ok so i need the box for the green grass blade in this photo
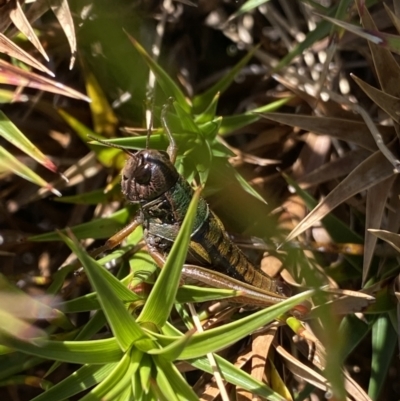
[193,49,256,113]
[192,354,287,401]
[153,358,180,401]
[340,315,371,358]
[55,186,121,205]
[0,110,58,173]
[368,314,397,400]
[273,20,331,71]
[138,187,201,327]
[0,146,58,194]
[0,336,122,364]
[29,207,134,242]
[79,348,140,401]
[60,271,137,313]
[178,290,313,359]
[153,355,199,401]
[148,331,193,361]
[30,363,117,401]
[126,33,191,113]
[58,109,122,168]
[230,0,271,19]
[219,97,292,135]
[233,167,267,205]
[195,92,219,124]
[58,231,149,351]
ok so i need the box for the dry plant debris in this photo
[1,1,400,401]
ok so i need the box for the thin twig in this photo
[187,303,230,401]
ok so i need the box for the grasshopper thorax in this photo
[121,149,179,203]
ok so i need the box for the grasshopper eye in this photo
[135,165,151,185]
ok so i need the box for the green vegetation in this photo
[1,1,399,400]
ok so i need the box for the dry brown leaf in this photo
[285,148,397,243]
[386,175,400,234]
[261,113,393,152]
[298,148,372,188]
[281,328,371,401]
[7,0,50,38]
[309,291,375,316]
[251,326,278,383]
[0,59,90,101]
[275,343,329,391]
[363,176,396,284]
[352,74,400,123]
[356,0,400,98]
[292,133,331,180]
[368,229,400,254]
[48,0,76,69]
[235,389,252,401]
[384,3,400,35]
[0,32,53,75]
[343,370,374,401]
[9,0,49,61]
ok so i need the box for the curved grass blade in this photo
[138,187,202,327]
[219,97,292,135]
[153,355,199,401]
[0,146,60,196]
[79,348,140,401]
[83,64,118,136]
[29,207,133,242]
[369,229,400,253]
[177,290,313,359]
[58,231,150,351]
[152,361,180,401]
[148,331,193,361]
[233,167,267,205]
[30,363,117,401]
[126,33,191,113]
[0,336,122,364]
[0,110,58,172]
[54,185,121,205]
[158,326,286,401]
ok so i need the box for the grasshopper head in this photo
[121,149,179,203]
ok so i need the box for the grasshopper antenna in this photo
[87,135,136,157]
[161,98,178,164]
[145,96,154,150]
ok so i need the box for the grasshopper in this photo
[93,107,292,308]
